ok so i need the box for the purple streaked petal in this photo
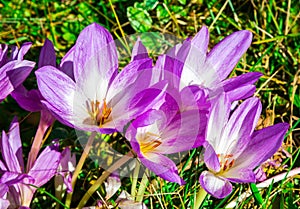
[206,93,230,151]
[199,171,232,199]
[222,72,263,92]
[28,142,61,187]
[139,152,185,185]
[191,26,209,55]
[11,85,43,112]
[203,143,220,173]
[0,129,22,173]
[223,168,256,183]
[0,60,34,101]
[221,97,261,155]
[206,30,252,81]
[7,118,24,171]
[17,42,32,61]
[60,45,75,80]
[38,39,56,68]
[222,72,262,101]
[233,123,289,170]
[0,172,34,185]
[36,66,76,127]
[157,109,206,154]
[153,55,181,89]
[131,37,149,61]
[0,183,8,197]
[108,58,153,99]
[225,85,256,102]
[6,60,35,88]
[73,23,118,82]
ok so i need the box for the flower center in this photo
[84,99,112,127]
[138,132,162,154]
[217,153,235,172]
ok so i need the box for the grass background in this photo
[0,0,299,208]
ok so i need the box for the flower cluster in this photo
[0,23,289,208]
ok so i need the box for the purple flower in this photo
[199,94,289,198]
[125,84,208,185]
[0,118,61,207]
[36,23,165,133]
[0,43,35,102]
[158,26,262,102]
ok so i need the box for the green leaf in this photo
[178,0,186,5]
[156,5,170,24]
[127,6,152,32]
[250,183,263,205]
[62,32,76,42]
[144,0,159,10]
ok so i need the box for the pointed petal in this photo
[131,37,149,61]
[28,142,61,187]
[206,30,252,80]
[7,117,24,171]
[203,143,220,173]
[73,23,118,82]
[38,39,56,68]
[191,26,209,55]
[0,60,35,101]
[11,85,43,112]
[206,93,230,151]
[221,97,261,155]
[223,168,256,183]
[225,85,256,102]
[233,123,289,170]
[59,46,75,80]
[0,119,23,173]
[222,72,263,101]
[156,109,206,154]
[17,42,32,61]
[107,58,153,100]
[199,171,232,199]
[139,152,185,185]
[222,72,263,91]
[36,66,77,127]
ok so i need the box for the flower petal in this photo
[203,143,220,173]
[38,39,56,68]
[17,42,32,61]
[220,97,261,155]
[28,142,61,187]
[11,85,43,112]
[0,119,23,173]
[131,37,149,61]
[233,123,289,170]
[60,46,75,80]
[206,30,252,80]
[206,93,230,151]
[36,66,77,128]
[73,23,118,82]
[0,60,35,101]
[199,171,232,199]
[139,152,185,185]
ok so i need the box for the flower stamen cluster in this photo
[85,99,112,127]
[217,153,235,172]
